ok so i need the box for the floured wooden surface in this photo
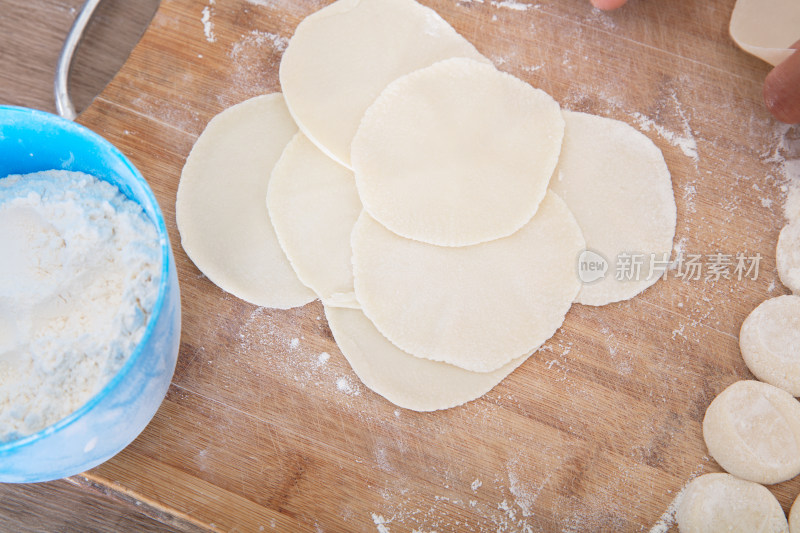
[73,0,800,530]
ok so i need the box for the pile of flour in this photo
[0,170,161,441]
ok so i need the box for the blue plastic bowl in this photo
[0,106,181,483]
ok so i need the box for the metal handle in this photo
[55,0,103,120]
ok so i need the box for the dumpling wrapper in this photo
[777,221,800,294]
[676,473,788,533]
[352,57,565,247]
[352,191,584,373]
[549,110,676,307]
[176,94,315,308]
[703,380,800,485]
[279,0,489,168]
[739,295,800,396]
[267,133,362,308]
[325,306,527,411]
[730,0,800,66]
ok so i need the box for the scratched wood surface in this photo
[9,0,800,531]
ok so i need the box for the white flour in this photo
[0,170,160,441]
[201,1,216,43]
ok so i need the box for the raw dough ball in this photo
[676,473,788,533]
[548,110,676,306]
[279,0,488,168]
[730,0,800,66]
[325,306,526,411]
[176,94,316,308]
[703,380,800,484]
[740,295,800,396]
[351,191,584,373]
[352,57,565,247]
[778,221,800,294]
[790,492,800,533]
[267,133,362,308]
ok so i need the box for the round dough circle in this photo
[279,0,488,168]
[325,306,526,411]
[730,0,800,66]
[176,94,315,308]
[676,473,788,533]
[777,221,800,294]
[740,295,800,396]
[352,57,565,247]
[702,380,800,484]
[549,110,676,306]
[351,191,584,373]
[267,133,362,307]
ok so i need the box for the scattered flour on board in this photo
[239,308,355,397]
[597,324,633,375]
[631,112,698,163]
[671,323,687,341]
[372,513,392,533]
[507,459,551,517]
[457,0,542,9]
[648,487,686,533]
[237,309,382,418]
[336,376,361,396]
[682,182,697,213]
[671,237,688,269]
[648,462,707,533]
[230,30,288,58]
[258,30,289,52]
[587,7,618,31]
[764,123,800,224]
[362,403,680,532]
[201,1,216,43]
[491,0,533,10]
[539,340,573,383]
[522,64,544,73]
[223,30,289,102]
[768,279,777,292]
[625,88,698,164]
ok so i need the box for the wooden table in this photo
[2,0,800,531]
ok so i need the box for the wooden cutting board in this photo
[71,0,800,530]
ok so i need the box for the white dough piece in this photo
[279,0,489,168]
[703,380,800,485]
[325,306,527,411]
[676,473,788,533]
[778,221,800,294]
[351,191,584,373]
[176,94,316,308]
[352,57,565,247]
[740,295,800,396]
[549,110,676,306]
[267,134,362,307]
[730,0,800,66]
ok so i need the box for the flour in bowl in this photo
[0,170,161,441]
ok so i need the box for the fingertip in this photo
[764,48,800,124]
[590,0,628,10]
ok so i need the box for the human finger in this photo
[764,40,800,124]
[590,0,628,10]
